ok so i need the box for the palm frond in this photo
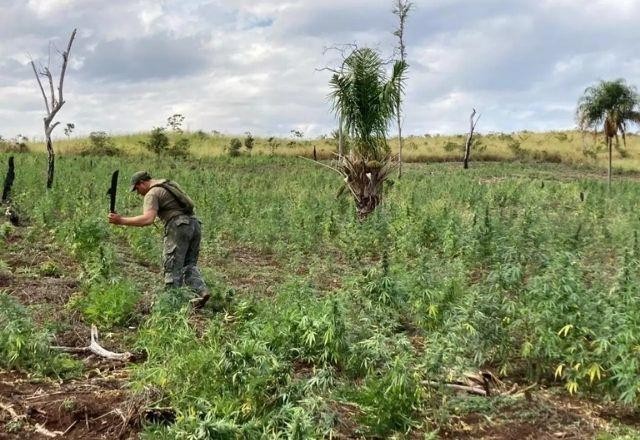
[576,79,640,137]
[329,48,406,161]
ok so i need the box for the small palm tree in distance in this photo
[577,79,640,187]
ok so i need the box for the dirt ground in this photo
[439,390,640,439]
[0,369,133,439]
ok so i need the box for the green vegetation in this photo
[3,150,640,436]
[82,131,120,156]
[69,280,141,328]
[0,292,80,377]
[140,127,170,156]
[228,137,242,157]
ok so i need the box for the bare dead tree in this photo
[393,0,412,178]
[463,108,481,169]
[30,28,77,189]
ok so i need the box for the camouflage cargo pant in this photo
[163,215,207,293]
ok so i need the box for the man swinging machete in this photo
[107,170,210,308]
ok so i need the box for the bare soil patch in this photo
[0,370,134,439]
[439,390,639,439]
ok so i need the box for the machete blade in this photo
[107,169,119,213]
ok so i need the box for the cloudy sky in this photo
[1,0,640,140]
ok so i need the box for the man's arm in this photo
[108,208,157,227]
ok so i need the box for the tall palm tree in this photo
[329,47,406,219]
[576,79,640,187]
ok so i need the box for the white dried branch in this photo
[30,61,50,115]
[46,121,61,137]
[53,325,133,361]
[0,402,21,419]
[57,28,77,108]
[41,29,77,127]
[424,380,487,396]
[1,402,64,437]
[34,423,63,438]
[43,67,56,109]
[296,155,344,176]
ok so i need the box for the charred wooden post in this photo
[2,156,15,203]
[463,108,481,169]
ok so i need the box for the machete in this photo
[106,170,119,213]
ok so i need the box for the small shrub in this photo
[71,281,140,327]
[38,260,62,277]
[194,130,209,140]
[0,259,11,279]
[68,218,109,256]
[582,142,604,160]
[473,138,487,153]
[442,141,461,153]
[267,137,280,155]
[140,127,170,156]
[228,138,242,157]
[244,132,254,151]
[0,223,15,239]
[354,356,422,436]
[517,131,532,142]
[82,131,120,156]
[530,150,562,163]
[554,132,569,142]
[614,143,629,158]
[0,292,81,376]
[167,137,191,158]
[507,140,529,160]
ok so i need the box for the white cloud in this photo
[1,0,640,139]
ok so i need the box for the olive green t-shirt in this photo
[143,179,187,225]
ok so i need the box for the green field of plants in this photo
[2,148,640,438]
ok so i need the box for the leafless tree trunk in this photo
[603,119,617,190]
[393,0,411,178]
[463,108,481,169]
[30,28,77,189]
[607,137,612,189]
